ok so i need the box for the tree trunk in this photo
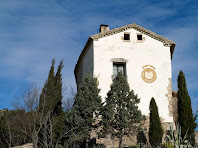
[119,133,123,148]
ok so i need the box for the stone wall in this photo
[96,134,138,148]
[195,131,198,145]
[95,115,174,148]
[172,91,178,124]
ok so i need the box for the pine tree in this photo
[65,74,101,146]
[177,70,197,144]
[148,97,163,147]
[100,72,145,148]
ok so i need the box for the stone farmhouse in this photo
[74,23,177,145]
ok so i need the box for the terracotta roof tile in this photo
[90,22,175,46]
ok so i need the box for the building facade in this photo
[74,23,176,126]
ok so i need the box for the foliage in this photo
[165,123,193,148]
[177,71,197,144]
[39,59,65,143]
[149,97,163,147]
[0,109,31,148]
[6,84,70,148]
[65,74,102,146]
[99,72,145,148]
[54,59,64,114]
[39,59,55,112]
[0,59,74,148]
[39,59,64,115]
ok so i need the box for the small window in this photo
[113,63,126,77]
[124,34,130,40]
[137,35,142,40]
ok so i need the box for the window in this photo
[137,35,142,40]
[124,34,130,40]
[113,63,126,77]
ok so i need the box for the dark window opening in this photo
[137,35,142,40]
[124,34,130,40]
[113,63,126,77]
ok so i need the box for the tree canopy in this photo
[149,97,163,147]
[99,72,145,148]
[38,59,65,146]
[177,70,197,144]
[65,74,101,147]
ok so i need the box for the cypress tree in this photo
[65,74,101,146]
[100,72,145,148]
[39,59,56,112]
[54,59,64,115]
[177,70,196,144]
[39,59,64,114]
[39,59,65,145]
[148,97,163,147]
[53,60,65,142]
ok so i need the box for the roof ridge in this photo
[90,23,175,47]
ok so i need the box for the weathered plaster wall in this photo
[82,43,94,77]
[76,61,83,87]
[172,91,178,123]
[76,43,94,86]
[93,28,173,122]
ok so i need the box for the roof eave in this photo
[90,23,175,48]
[170,43,176,59]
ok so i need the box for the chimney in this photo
[99,24,109,33]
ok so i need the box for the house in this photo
[74,23,176,130]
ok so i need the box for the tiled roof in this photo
[90,22,175,47]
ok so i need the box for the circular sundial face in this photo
[141,68,157,83]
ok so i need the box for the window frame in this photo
[137,34,143,40]
[113,62,126,77]
[123,32,131,42]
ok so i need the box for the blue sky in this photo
[0,0,197,117]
